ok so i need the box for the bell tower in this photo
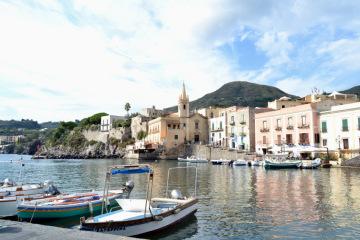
[178,82,189,118]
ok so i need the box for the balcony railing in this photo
[240,132,246,137]
[230,133,235,138]
[260,128,270,133]
[321,128,327,133]
[211,128,224,132]
[275,127,282,131]
[229,121,235,126]
[240,121,246,125]
[298,124,310,129]
[342,127,349,132]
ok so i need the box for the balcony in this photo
[275,127,282,131]
[229,120,235,126]
[260,128,270,133]
[240,132,246,137]
[211,127,224,132]
[342,127,349,132]
[240,121,246,125]
[286,125,294,130]
[298,124,310,129]
[230,133,235,138]
[321,128,327,133]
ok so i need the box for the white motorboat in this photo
[80,164,198,237]
[251,160,261,166]
[178,156,208,163]
[300,158,321,169]
[0,179,59,217]
[211,159,230,165]
[233,159,247,166]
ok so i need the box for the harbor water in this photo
[1,154,360,239]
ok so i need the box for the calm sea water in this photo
[1,154,360,239]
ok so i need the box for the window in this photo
[174,135,178,140]
[220,121,223,130]
[343,138,349,149]
[315,133,320,144]
[241,114,245,122]
[288,117,293,126]
[323,139,327,147]
[301,115,307,125]
[231,127,234,134]
[299,133,309,145]
[277,119,281,127]
[342,119,349,131]
[173,124,176,129]
[211,123,214,131]
[219,133,221,138]
[263,136,267,144]
[168,124,171,128]
[263,121,267,129]
[286,134,292,144]
[321,121,327,133]
[282,105,285,108]
[210,112,214,118]
[358,117,360,130]
[195,122,199,129]
[277,135,281,145]
[231,116,234,122]
[183,104,186,110]
[183,123,186,128]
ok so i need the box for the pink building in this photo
[255,100,345,156]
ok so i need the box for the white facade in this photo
[100,115,125,132]
[209,113,226,147]
[320,102,360,152]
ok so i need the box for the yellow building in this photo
[146,84,208,149]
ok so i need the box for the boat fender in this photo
[153,215,163,221]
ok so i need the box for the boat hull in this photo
[17,195,121,220]
[81,203,197,237]
[0,198,18,217]
[264,161,301,169]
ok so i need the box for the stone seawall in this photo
[184,145,256,160]
[341,155,360,167]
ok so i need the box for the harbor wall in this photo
[341,155,360,167]
[184,144,256,160]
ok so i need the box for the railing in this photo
[286,125,294,130]
[298,124,310,129]
[230,133,235,138]
[211,128,223,132]
[275,127,282,131]
[342,127,349,132]
[240,121,246,125]
[260,128,270,132]
[229,121,235,126]
[321,128,327,133]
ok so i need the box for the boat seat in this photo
[93,207,163,223]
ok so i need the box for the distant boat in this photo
[233,159,247,166]
[300,158,321,169]
[263,160,301,169]
[178,156,208,163]
[211,159,230,165]
[250,160,261,166]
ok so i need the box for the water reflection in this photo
[2,155,360,239]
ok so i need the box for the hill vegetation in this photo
[342,85,360,96]
[165,81,298,112]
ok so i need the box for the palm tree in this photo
[125,102,131,117]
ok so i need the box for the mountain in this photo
[341,85,360,96]
[165,81,298,112]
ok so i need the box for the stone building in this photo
[146,84,208,149]
[130,115,150,139]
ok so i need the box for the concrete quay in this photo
[0,220,138,240]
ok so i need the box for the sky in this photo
[1,0,360,122]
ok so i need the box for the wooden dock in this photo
[0,220,139,240]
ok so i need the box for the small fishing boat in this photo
[80,164,198,237]
[211,159,230,165]
[0,179,59,217]
[263,160,301,169]
[300,158,321,169]
[177,156,208,163]
[17,182,134,220]
[233,159,247,166]
[251,160,261,166]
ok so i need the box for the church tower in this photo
[178,82,190,118]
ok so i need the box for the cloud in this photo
[1,0,360,121]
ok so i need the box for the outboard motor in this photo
[170,189,183,199]
[123,180,135,196]
[44,180,61,196]
[2,178,16,187]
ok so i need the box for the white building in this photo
[209,111,226,147]
[320,102,360,156]
[100,115,125,132]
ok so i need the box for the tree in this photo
[124,103,131,117]
[137,130,147,140]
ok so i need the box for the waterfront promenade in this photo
[0,219,138,240]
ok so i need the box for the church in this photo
[146,84,208,150]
